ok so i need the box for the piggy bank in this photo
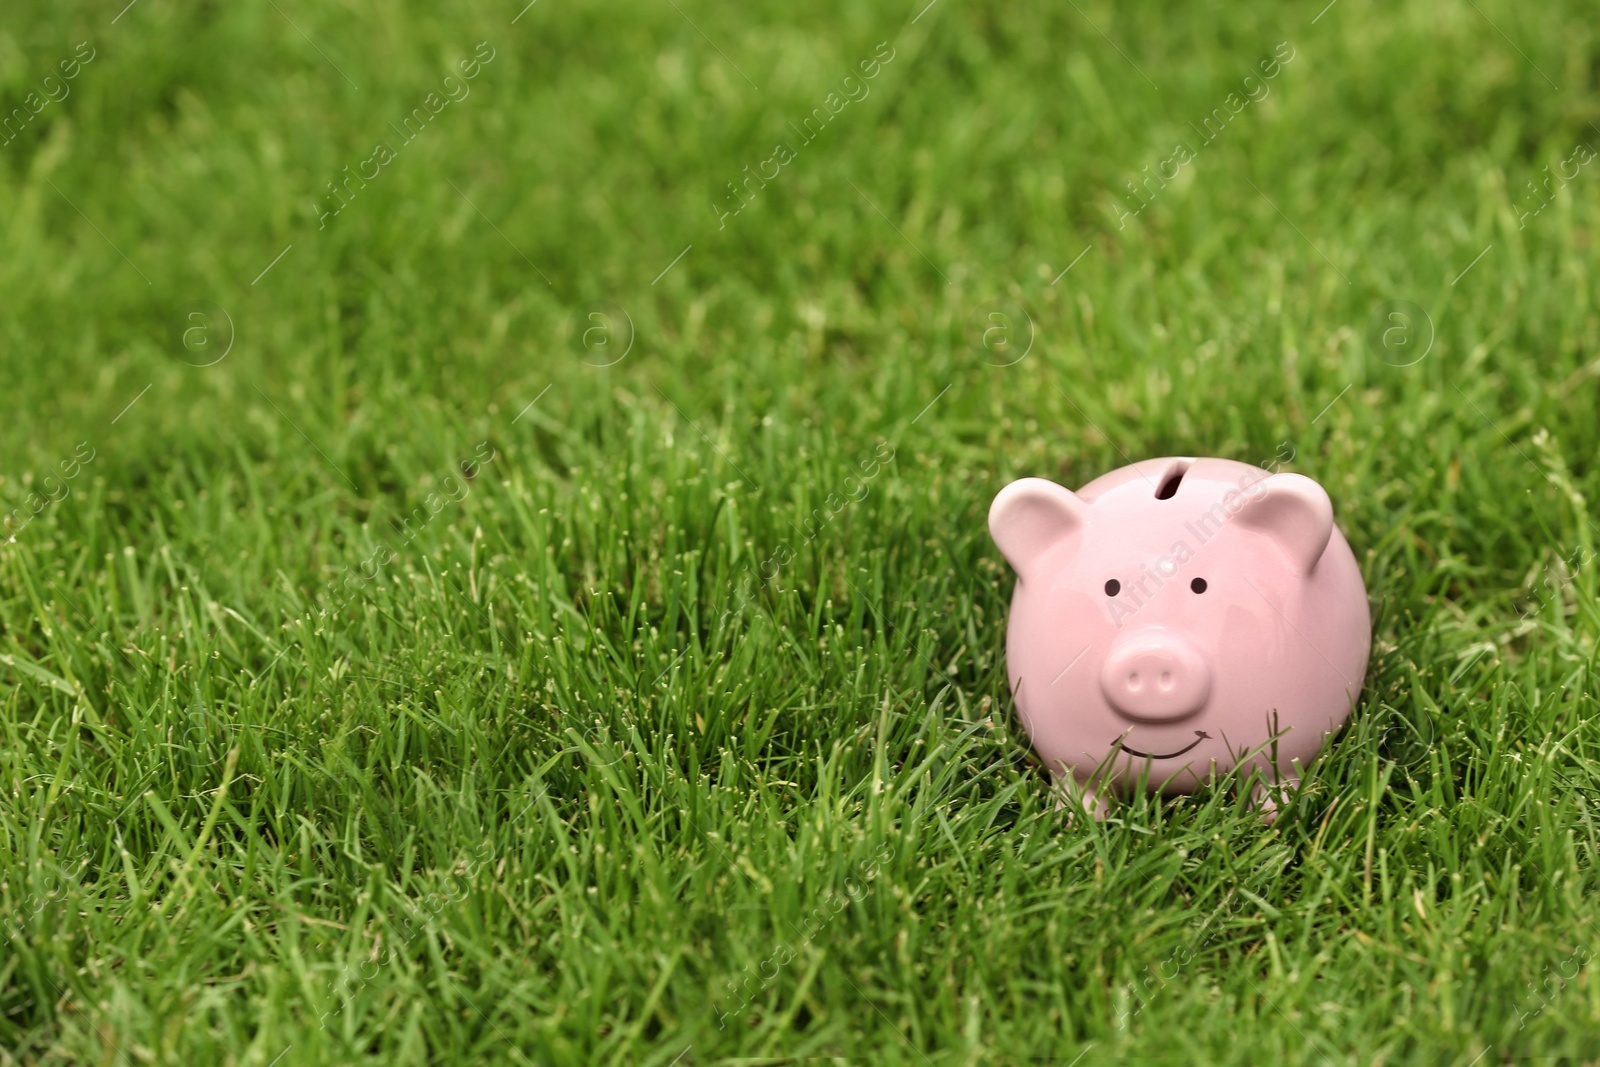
[988,457,1370,818]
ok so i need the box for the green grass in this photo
[1,0,1598,1062]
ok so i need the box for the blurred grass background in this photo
[0,0,1598,1063]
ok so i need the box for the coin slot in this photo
[1155,460,1191,500]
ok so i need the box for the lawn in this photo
[1,0,1598,1063]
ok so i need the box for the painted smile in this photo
[1114,730,1210,760]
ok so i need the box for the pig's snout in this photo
[1100,632,1212,722]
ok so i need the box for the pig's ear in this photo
[989,478,1088,576]
[1231,473,1334,573]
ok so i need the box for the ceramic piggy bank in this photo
[989,457,1370,818]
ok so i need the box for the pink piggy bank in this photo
[989,457,1370,819]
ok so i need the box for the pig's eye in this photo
[1104,579,1121,596]
[1191,577,1207,593]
